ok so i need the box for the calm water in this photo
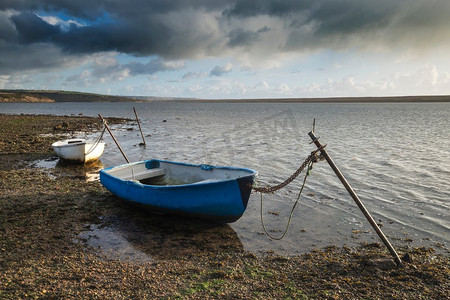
[1,101,449,255]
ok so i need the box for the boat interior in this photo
[104,160,253,186]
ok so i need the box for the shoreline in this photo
[168,95,450,103]
[1,114,448,298]
[1,89,450,103]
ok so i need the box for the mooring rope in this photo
[85,126,107,155]
[251,147,324,194]
[251,146,325,240]
[260,161,314,240]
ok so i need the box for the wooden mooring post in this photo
[308,131,402,266]
[133,107,146,146]
[98,114,130,163]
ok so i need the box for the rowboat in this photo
[99,159,257,222]
[52,139,105,163]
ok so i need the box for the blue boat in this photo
[100,159,257,223]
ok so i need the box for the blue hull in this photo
[100,159,256,223]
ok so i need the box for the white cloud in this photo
[301,65,450,97]
[183,79,248,98]
[0,74,35,89]
[254,81,270,91]
[210,63,233,76]
[40,15,84,31]
[0,75,8,88]
[277,83,290,94]
[388,65,450,93]
[65,70,93,87]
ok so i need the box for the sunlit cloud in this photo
[1,1,450,98]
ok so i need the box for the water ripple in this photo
[3,101,449,255]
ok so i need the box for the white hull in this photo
[52,139,105,163]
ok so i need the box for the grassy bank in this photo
[0,114,448,299]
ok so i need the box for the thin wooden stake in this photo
[308,131,402,266]
[133,107,146,146]
[98,114,130,163]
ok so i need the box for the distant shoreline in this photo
[1,89,450,103]
[172,95,450,103]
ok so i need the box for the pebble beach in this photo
[0,114,448,299]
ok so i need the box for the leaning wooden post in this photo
[98,114,130,163]
[133,107,146,146]
[308,131,402,266]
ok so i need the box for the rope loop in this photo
[260,160,314,240]
[251,146,326,240]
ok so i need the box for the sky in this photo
[1,0,450,99]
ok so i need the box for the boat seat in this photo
[123,168,165,181]
[192,178,221,185]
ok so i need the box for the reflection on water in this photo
[79,210,244,261]
[79,224,152,263]
[32,156,59,169]
[31,157,104,182]
[6,101,449,256]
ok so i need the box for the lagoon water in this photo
[1,101,449,255]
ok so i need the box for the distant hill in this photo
[0,90,138,103]
[0,91,54,103]
[0,90,199,102]
[1,89,449,103]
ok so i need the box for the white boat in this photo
[52,139,105,163]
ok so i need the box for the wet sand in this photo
[0,114,448,298]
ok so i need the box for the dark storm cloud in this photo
[0,11,16,42]
[227,28,261,48]
[0,42,85,74]
[224,0,312,17]
[2,0,450,74]
[227,27,271,48]
[11,12,61,43]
